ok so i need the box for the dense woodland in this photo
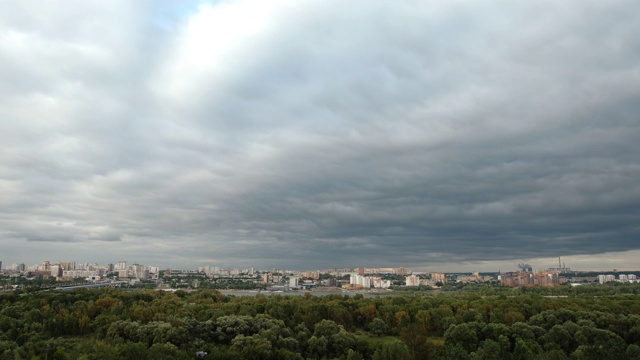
[2,285,640,359]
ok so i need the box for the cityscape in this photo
[2,0,640,358]
[2,257,638,292]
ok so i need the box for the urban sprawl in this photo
[0,258,637,292]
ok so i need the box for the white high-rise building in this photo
[50,265,62,277]
[350,274,371,288]
[130,264,148,279]
[290,277,299,287]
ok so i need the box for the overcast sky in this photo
[1,1,639,271]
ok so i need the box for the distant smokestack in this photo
[518,263,533,272]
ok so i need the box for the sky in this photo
[1,1,639,272]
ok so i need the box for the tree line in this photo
[1,284,640,359]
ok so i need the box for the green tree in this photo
[573,327,626,360]
[512,338,541,360]
[369,318,388,337]
[347,349,364,360]
[444,323,478,353]
[395,311,411,330]
[429,305,456,335]
[88,341,119,360]
[372,340,410,360]
[230,334,273,360]
[626,344,640,358]
[541,325,575,355]
[473,335,511,360]
[147,343,189,360]
[118,342,148,360]
[307,335,329,359]
[442,344,469,360]
[330,331,357,357]
[52,346,69,360]
[462,309,484,323]
[504,311,526,326]
[314,319,341,338]
[400,323,429,360]
[415,310,431,333]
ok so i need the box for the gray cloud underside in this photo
[1,0,639,269]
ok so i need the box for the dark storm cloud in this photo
[1,0,639,270]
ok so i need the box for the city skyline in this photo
[1,1,639,271]
[2,250,639,274]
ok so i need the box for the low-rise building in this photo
[431,272,446,284]
[501,271,560,287]
[371,277,391,289]
[405,274,420,287]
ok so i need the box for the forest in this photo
[2,285,640,359]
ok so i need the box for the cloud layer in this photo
[1,0,639,270]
